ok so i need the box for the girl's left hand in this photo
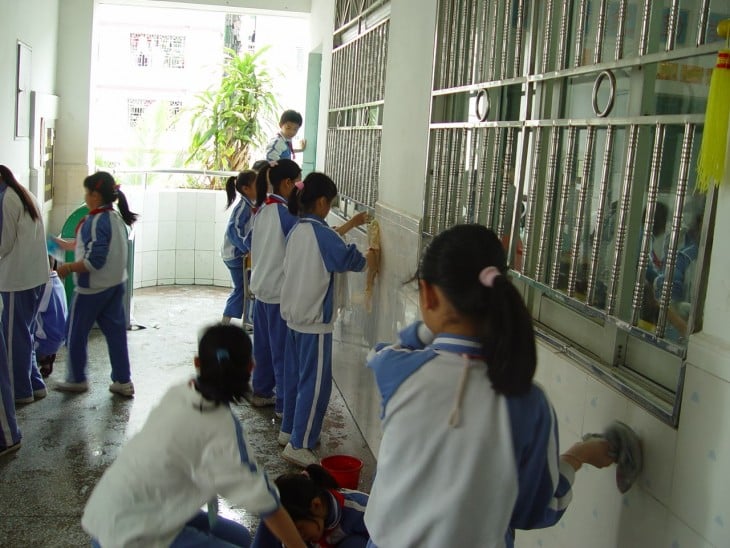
[53,237,76,251]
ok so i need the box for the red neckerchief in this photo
[264,194,287,206]
[75,204,113,235]
[318,489,345,548]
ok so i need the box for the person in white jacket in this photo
[82,324,307,548]
[0,165,49,406]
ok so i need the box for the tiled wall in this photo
[123,188,231,289]
[331,204,729,548]
[330,203,421,455]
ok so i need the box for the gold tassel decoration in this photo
[697,20,730,192]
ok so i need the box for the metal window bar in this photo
[474,128,490,226]
[521,127,543,275]
[549,126,578,289]
[585,126,615,306]
[540,0,556,73]
[501,0,514,79]
[556,0,571,71]
[614,0,628,61]
[664,0,680,52]
[655,124,695,338]
[573,0,589,68]
[535,127,561,283]
[631,124,665,326]
[485,128,504,229]
[567,127,596,298]
[496,127,517,239]
[593,0,608,64]
[487,1,500,81]
[638,0,652,56]
[512,0,526,77]
[605,124,639,315]
[696,0,711,47]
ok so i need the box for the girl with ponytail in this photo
[55,171,137,397]
[0,165,49,456]
[220,169,258,326]
[364,224,617,548]
[82,324,307,548]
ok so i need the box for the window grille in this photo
[426,0,723,424]
[326,3,390,213]
[127,98,154,127]
[129,33,186,69]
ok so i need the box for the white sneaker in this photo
[15,396,34,405]
[109,381,135,397]
[282,443,319,467]
[33,388,48,400]
[55,381,89,393]
[278,431,291,447]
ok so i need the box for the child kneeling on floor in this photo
[251,464,369,548]
[82,324,307,548]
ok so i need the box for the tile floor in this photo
[0,285,376,547]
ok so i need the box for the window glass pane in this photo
[564,69,631,119]
[648,53,716,116]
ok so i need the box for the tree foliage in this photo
[186,48,279,173]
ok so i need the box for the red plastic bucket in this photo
[320,455,363,489]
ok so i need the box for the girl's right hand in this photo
[351,211,369,227]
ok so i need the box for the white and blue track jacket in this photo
[248,195,298,304]
[221,195,254,262]
[265,133,292,162]
[280,215,366,334]
[74,205,129,295]
[364,322,575,548]
[82,382,281,547]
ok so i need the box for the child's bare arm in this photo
[561,438,615,471]
[334,211,369,236]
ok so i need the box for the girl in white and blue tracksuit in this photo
[34,266,68,376]
[56,172,137,394]
[279,173,368,461]
[246,160,302,412]
[0,165,50,409]
[252,464,369,548]
[221,170,258,325]
[364,225,617,548]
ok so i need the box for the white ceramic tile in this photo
[195,222,216,251]
[195,278,212,285]
[133,253,142,287]
[195,190,216,222]
[175,221,196,250]
[213,279,230,288]
[158,221,177,251]
[141,222,158,252]
[157,250,175,279]
[671,364,730,548]
[582,377,629,436]
[664,514,714,548]
[158,191,178,221]
[514,529,561,548]
[142,190,159,222]
[157,278,175,286]
[175,250,195,279]
[141,251,157,283]
[176,191,197,221]
[614,485,669,548]
[538,347,588,441]
[214,222,226,250]
[141,279,157,288]
[195,250,214,279]
[215,192,231,223]
[175,277,194,285]
[625,400,677,505]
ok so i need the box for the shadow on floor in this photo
[0,285,376,547]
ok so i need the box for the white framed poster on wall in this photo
[15,41,32,139]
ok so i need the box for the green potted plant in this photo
[186,48,279,183]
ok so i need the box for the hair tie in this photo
[478,266,501,287]
[294,180,304,190]
[215,348,230,363]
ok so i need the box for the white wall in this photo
[0,0,60,189]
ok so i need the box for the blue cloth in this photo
[223,258,245,319]
[92,511,251,548]
[0,325,21,449]
[1,285,46,400]
[66,283,130,384]
[35,273,67,356]
[281,329,332,449]
[251,301,287,413]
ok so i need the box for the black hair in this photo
[83,172,138,226]
[251,160,269,172]
[254,159,302,208]
[195,324,253,404]
[0,165,40,221]
[275,465,339,523]
[288,172,337,216]
[418,224,536,396]
[279,109,303,127]
[225,170,257,210]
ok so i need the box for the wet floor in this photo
[0,285,376,547]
